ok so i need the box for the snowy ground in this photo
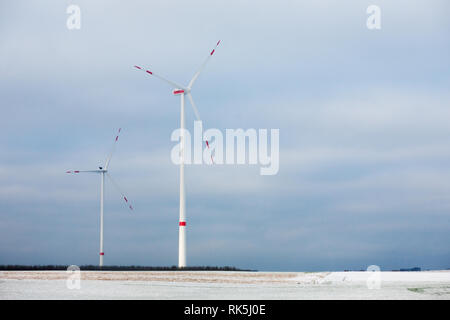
[1,270,449,299]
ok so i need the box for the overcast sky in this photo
[1,0,449,271]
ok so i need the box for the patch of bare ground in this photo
[0,271,301,284]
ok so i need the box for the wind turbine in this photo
[134,40,220,267]
[66,128,133,267]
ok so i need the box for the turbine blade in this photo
[133,65,187,90]
[188,40,221,89]
[186,93,201,121]
[106,173,134,211]
[104,128,122,170]
[186,93,214,164]
[66,170,100,174]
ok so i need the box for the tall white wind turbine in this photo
[66,128,133,267]
[134,40,220,267]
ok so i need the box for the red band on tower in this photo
[179,222,186,226]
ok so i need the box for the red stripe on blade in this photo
[179,222,186,226]
[146,70,153,74]
[134,66,142,69]
[210,49,215,55]
[100,252,104,256]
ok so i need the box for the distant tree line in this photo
[395,267,421,272]
[0,265,256,271]
[344,267,422,272]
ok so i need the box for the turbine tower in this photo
[134,40,220,267]
[66,128,133,267]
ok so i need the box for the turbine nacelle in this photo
[173,89,186,95]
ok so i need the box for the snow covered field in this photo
[1,270,449,299]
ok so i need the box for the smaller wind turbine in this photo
[66,128,133,267]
